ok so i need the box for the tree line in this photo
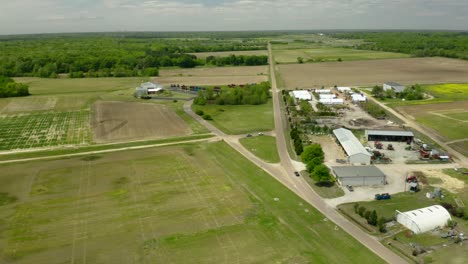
[193,82,270,106]
[334,32,468,60]
[372,84,425,100]
[206,55,268,66]
[0,36,268,78]
[0,77,29,98]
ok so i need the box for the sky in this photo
[0,0,467,35]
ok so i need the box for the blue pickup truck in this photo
[375,193,391,200]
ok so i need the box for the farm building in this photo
[396,205,451,234]
[331,166,386,186]
[333,128,372,164]
[383,82,406,94]
[351,94,367,102]
[315,89,331,94]
[140,82,163,94]
[337,86,352,93]
[319,94,337,99]
[292,90,312,100]
[319,98,344,105]
[366,130,414,142]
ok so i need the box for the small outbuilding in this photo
[319,94,337,99]
[337,86,351,93]
[396,205,451,234]
[366,130,414,142]
[332,166,386,186]
[351,94,367,102]
[383,82,406,94]
[314,89,331,94]
[333,128,372,164]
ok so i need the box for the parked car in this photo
[375,193,391,200]
[246,134,252,137]
[294,171,300,177]
[258,132,264,136]
[346,185,354,192]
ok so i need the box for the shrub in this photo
[354,203,359,214]
[358,206,366,217]
[195,110,204,116]
[202,114,212,120]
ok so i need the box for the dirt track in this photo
[92,101,191,143]
[279,57,468,88]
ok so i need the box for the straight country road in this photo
[183,44,407,263]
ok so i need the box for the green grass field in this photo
[0,111,90,151]
[193,100,274,134]
[239,135,280,163]
[0,141,384,263]
[417,114,468,141]
[273,48,410,64]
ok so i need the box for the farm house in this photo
[333,128,372,164]
[365,130,414,142]
[383,82,406,94]
[319,98,344,105]
[337,87,352,93]
[319,94,337,99]
[331,166,386,186]
[291,90,312,100]
[396,205,451,234]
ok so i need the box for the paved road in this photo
[366,95,467,167]
[183,44,407,263]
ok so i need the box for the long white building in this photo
[396,205,451,234]
[333,128,371,165]
[291,90,312,100]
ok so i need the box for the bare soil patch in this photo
[158,66,268,77]
[156,66,268,86]
[420,169,465,193]
[278,58,468,88]
[92,101,191,143]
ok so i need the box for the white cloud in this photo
[0,0,466,34]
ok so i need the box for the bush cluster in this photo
[353,203,387,232]
[290,127,303,155]
[194,82,270,106]
[0,76,29,98]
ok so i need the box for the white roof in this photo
[397,205,451,234]
[333,128,371,157]
[148,88,163,92]
[315,89,331,93]
[319,98,344,104]
[337,86,351,91]
[351,94,367,101]
[141,82,160,89]
[292,90,312,100]
[319,94,336,99]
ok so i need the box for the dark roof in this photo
[332,166,385,178]
[366,130,414,137]
[384,82,404,87]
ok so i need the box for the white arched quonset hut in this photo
[396,205,451,234]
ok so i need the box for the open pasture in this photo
[397,101,468,143]
[15,77,145,95]
[0,141,383,263]
[192,100,274,135]
[92,101,192,143]
[239,135,280,163]
[188,50,267,59]
[0,111,90,151]
[278,57,468,88]
[273,48,410,64]
[156,66,268,86]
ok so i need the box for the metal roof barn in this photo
[332,166,386,186]
[396,205,451,234]
[333,128,371,165]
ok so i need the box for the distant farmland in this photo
[273,47,410,64]
[278,57,468,88]
[189,50,268,59]
[0,142,384,263]
[156,66,268,86]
